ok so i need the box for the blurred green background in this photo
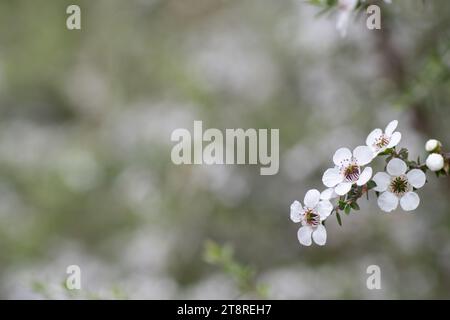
[0,0,449,299]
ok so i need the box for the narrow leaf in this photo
[366,180,377,190]
[336,211,342,226]
[350,202,360,210]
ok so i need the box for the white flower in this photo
[336,0,358,37]
[322,146,373,196]
[373,158,426,212]
[366,120,402,157]
[425,139,442,153]
[290,189,333,246]
[426,153,444,171]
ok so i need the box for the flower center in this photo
[343,163,360,182]
[304,208,320,227]
[388,175,411,197]
[374,134,390,151]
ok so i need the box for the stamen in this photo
[304,208,320,227]
[389,175,411,197]
[343,164,360,182]
[374,134,390,150]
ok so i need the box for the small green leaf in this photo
[366,180,377,190]
[399,148,409,160]
[338,200,346,210]
[350,202,360,210]
[336,211,342,226]
[344,204,351,215]
[406,160,415,167]
[378,148,394,156]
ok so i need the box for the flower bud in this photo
[426,153,445,171]
[425,139,442,152]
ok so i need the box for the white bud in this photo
[426,153,445,171]
[425,139,442,152]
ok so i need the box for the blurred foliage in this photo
[0,0,449,299]
[203,240,268,298]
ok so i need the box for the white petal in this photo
[386,158,407,176]
[357,167,372,186]
[297,226,313,246]
[304,189,321,208]
[387,132,401,148]
[312,225,327,246]
[385,120,398,136]
[353,146,373,166]
[378,191,399,212]
[400,192,420,211]
[366,128,382,147]
[290,200,303,223]
[407,169,426,189]
[317,200,333,220]
[333,147,352,166]
[372,172,391,192]
[322,168,343,188]
[335,182,352,196]
[320,188,337,200]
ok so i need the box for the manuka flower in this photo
[290,189,333,246]
[366,120,402,157]
[322,146,373,196]
[373,158,426,212]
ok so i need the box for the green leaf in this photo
[344,204,351,215]
[407,160,417,168]
[338,200,346,210]
[399,148,409,160]
[366,180,377,190]
[378,148,394,156]
[336,211,342,226]
[350,202,360,210]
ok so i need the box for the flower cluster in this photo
[290,120,449,246]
